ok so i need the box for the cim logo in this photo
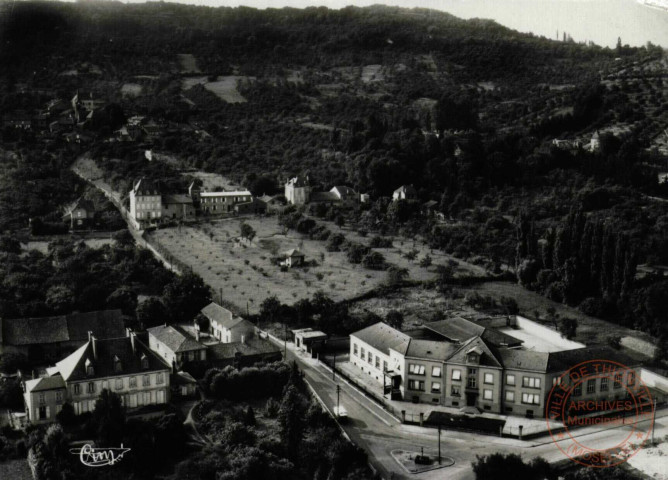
[69,443,131,467]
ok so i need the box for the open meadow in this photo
[146,215,480,315]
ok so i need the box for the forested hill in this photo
[1,2,667,346]
[0,1,636,84]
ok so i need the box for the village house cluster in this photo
[7,302,279,425]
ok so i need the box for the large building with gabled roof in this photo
[350,315,641,418]
[22,331,170,425]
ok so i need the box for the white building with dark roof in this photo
[23,331,171,424]
[200,302,255,343]
[350,316,643,418]
[147,325,207,369]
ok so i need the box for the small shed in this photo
[294,328,328,355]
[281,248,305,268]
[172,370,198,397]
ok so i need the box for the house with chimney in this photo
[22,331,171,424]
[147,325,207,370]
[285,174,312,205]
[200,302,254,343]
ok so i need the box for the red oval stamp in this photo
[545,359,655,468]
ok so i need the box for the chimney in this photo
[195,330,200,342]
[91,335,98,360]
[130,331,136,353]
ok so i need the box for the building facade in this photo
[201,302,255,343]
[147,325,207,370]
[23,332,171,424]
[200,191,253,214]
[349,319,640,418]
[284,175,311,205]
[129,178,162,226]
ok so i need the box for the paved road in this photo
[276,340,666,480]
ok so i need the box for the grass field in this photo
[147,215,482,315]
[182,75,251,103]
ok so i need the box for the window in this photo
[129,376,137,388]
[408,380,425,391]
[506,374,516,386]
[467,377,477,389]
[141,354,149,370]
[432,366,442,377]
[484,373,494,385]
[383,361,388,372]
[522,393,540,405]
[353,344,358,356]
[156,373,164,385]
[483,389,493,400]
[451,386,461,397]
[523,377,541,389]
[627,372,635,387]
[56,391,63,403]
[143,375,150,387]
[409,364,426,375]
[431,382,441,393]
[115,379,123,390]
[360,347,365,359]
[87,382,95,394]
[114,355,122,373]
[39,393,45,404]
[573,384,582,397]
[614,373,623,389]
[375,357,380,369]
[587,379,596,394]
[468,368,477,376]
[74,384,81,395]
[86,358,94,377]
[367,352,372,364]
[505,391,515,402]
[452,369,462,381]
[600,377,609,391]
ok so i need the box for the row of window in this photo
[74,373,164,395]
[352,344,388,372]
[202,196,250,203]
[407,380,442,393]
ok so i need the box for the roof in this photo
[497,349,550,372]
[298,330,327,340]
[24,374,66,393]
[173,370,197,385]
[351,322,411,356]
[405,339,458,361]
[286,175,309,187]
[200,190,251,197]
[423,200,438,208]
[2,310,124,346]
[546,346,639,373]
[331,186,357,197]
[283,248,305,258]
[208,337,281,360]
[448,336,503,368]
[55,335,170,382]
[424,317,522,348]
[201,303,253,330]
[310,191,340,203]
[258,194,277,203]
[147,325,204,353]
[133,178,160,196]
[394,185,416,195]
[163,194,193,205]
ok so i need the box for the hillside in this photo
[1,1,667,352]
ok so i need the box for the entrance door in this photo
[38,406,47,420]
[466,392,477,407]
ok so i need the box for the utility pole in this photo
[438,425,441,464]
[284,321,287,360]
[337,384,341,414]
[652,398,657,444]
[219,287,222,304]
[332,352,336,381]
